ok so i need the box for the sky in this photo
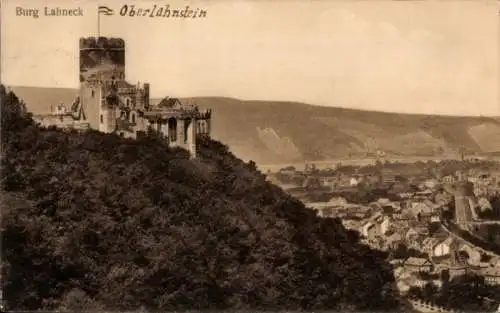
[1,0,499,116]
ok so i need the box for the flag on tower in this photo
[98,6,114,15]
[97,6,114,37]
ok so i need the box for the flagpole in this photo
[97,7,100,38]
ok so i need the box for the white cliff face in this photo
[256,126,301,159]
[468,123,500,153]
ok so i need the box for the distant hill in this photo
[163,97,500,163]
[10,86,78,115]
[10,86,500,165]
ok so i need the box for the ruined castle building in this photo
[33,37,212,158]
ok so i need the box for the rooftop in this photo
[404,257,430,266]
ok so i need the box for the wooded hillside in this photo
[1,85,399,311]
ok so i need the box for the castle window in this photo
[100,114,103,123]
[126,99,130,107]
[92,90,95,97]
[131,113,135,123]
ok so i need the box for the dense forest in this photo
[1,85,401,311]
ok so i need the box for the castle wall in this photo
[186,118,197,158]
[34,115,90,130]
[79,84,102,130]
[176,119,185,145]
[101,104,118,133]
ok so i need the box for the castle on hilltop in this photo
[33,37,212,158]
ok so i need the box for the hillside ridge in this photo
[10,86,500,164]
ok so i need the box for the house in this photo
[409,278,427,288]
[448,265,469,279]
[435,191,453,206]
[409,202,433,218]
[489,257,500,267]
[391,202,402,212]
[370,212,384,223]
[390,259,404,268]
[423,179,438,190]
[320,176,336,188]
[405,228,419,246]
[353,212,370,219]
[361,222,377,239]
[382,205,395,215]
[393,212,412,227]
[385,231,403,250]
[398,192,414,199]
[423,237,453,258]
[416,189,434,196]
[349,177,360,186]
[328,196,349,207]
[442,175,455,184]
[396,281,410,294]
[430,215,441,223]
[403,257,432,273]
[480,268,500,285]
[355,205,372,215]
[477,197,492,211]
[380,216,391,235]
[414,225,429,236]
[433,260,469,280]
[342,219,361,231]
[278,168,297,176]
[379,168,397,184]
[377,198,391,205]
[408,235,425,251]
[307,202,339,213]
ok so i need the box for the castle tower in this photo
[79,37,125,83]
[99,80,118,133]
[79,37,126,130]
[99,99,117,133]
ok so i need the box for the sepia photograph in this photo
[1,0,500,311]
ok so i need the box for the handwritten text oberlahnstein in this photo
[118,4,207,18]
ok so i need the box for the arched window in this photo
[100,114,103,123]
[131,113,135,123]
[92,90,95,97]
[126,99,130,107]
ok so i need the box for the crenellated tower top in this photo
[80,36,126,83]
